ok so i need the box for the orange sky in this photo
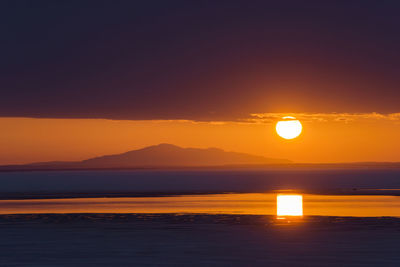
[1,113,400,165]
[2,2,400,167]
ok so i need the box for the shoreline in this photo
[2,162,400,173]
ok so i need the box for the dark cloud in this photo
[1,0,400,121]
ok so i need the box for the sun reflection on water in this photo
[276,194,303,219]
[0,193,400,217]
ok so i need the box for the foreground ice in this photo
[0,214,399,266]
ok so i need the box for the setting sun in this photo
[276,116,303,140]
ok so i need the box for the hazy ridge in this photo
[0,143,291,171]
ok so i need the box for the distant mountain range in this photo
[0,144,291,171]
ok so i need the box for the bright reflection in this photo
[2,193,400,217]
[276,194,303,216]
[275,116,302,139]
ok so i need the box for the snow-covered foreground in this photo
[0,214,399,266]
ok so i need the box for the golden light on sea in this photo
[276,194,303,217]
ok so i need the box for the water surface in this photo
[1,169,400,193]
[1,193,400,217]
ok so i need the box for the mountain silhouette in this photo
[80,143,291,167]
[0,144,291,171]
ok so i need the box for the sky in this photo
[1,1,400,164]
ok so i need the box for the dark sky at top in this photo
[1,0,400,121]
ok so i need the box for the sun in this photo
[276,116,302,140]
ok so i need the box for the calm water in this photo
[1,193,400,217]
[1,169,400,217]
[0,169,400,193]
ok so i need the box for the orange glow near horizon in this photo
[1,116,400,164]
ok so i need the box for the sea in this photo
[0,168,400,193]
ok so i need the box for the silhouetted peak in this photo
[153,143,180,149]
[7,144,292,169]
[140,143,181,151]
